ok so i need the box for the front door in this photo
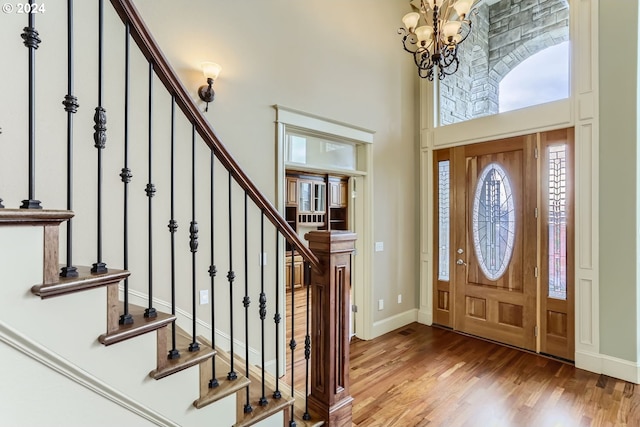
[433,129,575,358]
[452,135,537,350]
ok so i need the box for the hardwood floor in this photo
[285,290,640,426]
[350,323,640,427]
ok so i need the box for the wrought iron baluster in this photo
[243,193,253,414]
[227,171,237,380]
[20,0,41,210]
[119,21,133,324]
[273,231,282,400]
[189,124,199,351]
[208,149,218,387]
[60,0,79,277]
[91,0,107,273]
[303,260,311,421]
[289,247,297,427]
[258,212,268,406]
[144,61,157,319]
[167,96,179,358]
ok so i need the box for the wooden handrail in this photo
[109,0,321,272]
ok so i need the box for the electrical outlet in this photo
[199,289,209,305]
[378,299,384,311]
[375,241,384,252]
[397,294,402,304]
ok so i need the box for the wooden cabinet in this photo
[285,172,348,232]
[329,178,348,208]
[285,253,304,290]
[298,179,325,213]
[286,177,298,206]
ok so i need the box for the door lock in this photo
[457,248,464,254]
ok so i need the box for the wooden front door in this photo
[452,135,537,351]
[433,129,575,359]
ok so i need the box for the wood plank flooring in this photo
[285,290,640,426]
[350,323,640,427]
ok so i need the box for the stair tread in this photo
[150,325,216,380]
[0,208,73,225]
[193,355,252,409]
[234,378,294,427]
[196,336,322,426]
[99,304,175,346]
[32,265,130,299]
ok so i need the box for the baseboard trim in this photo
[371,309,419,339]
[0,320,180,427]
[417,308,432,325]
[575,349,640,384]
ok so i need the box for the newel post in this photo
[304,230,356,427]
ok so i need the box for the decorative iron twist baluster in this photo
[60,0,79,278]
[20,8,42,210]
[167,96,179,358]
[188,124,199,352]
[118,21,133,325]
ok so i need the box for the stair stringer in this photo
[0,224,236,427]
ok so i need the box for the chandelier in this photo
[398,0,475,80]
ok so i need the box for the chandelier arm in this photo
[457,19,473,45]
[398,28,421,54]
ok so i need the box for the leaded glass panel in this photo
[438,161,450,281]
[472,163,516,281]
[548,145,567,300]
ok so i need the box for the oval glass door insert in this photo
[472,162,516,281]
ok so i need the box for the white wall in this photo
[131,0,420,331]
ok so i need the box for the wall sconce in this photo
[198,61,221,112]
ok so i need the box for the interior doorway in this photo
[433,128,575,360]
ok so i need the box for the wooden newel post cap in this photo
[304,230,357,255]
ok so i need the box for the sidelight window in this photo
[547,145,568,300]
[438,160,450,281]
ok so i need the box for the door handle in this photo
[456,259,467,266]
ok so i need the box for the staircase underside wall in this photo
[0,225,236,427]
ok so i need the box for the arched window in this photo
[437,0,570,126]
[499,41,570,113]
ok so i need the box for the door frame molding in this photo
[274,105,375,345]
[418,0,609,379]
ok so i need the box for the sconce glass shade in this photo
[201,62,222,80]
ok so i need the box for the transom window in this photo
[438,0,570,126]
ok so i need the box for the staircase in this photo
[0,1,355,426]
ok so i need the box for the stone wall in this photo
[439,0,569,126]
